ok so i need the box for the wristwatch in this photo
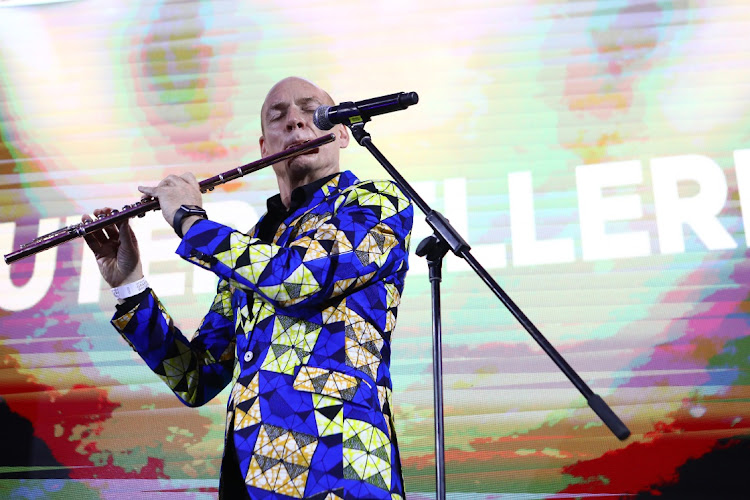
[173,204,207,238]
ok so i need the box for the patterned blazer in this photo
[111,170,413,499]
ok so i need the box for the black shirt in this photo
[256,172,340,243]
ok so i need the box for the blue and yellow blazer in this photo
[111,170,413,499]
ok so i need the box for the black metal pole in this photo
[429,254,447,500]
[416,235,450,500]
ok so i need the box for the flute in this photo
[4,133,336,264]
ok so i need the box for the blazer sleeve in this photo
[175,180,413,309]
[111,280,236,407]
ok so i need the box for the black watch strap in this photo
[173,204,207,238]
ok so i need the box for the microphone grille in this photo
[313,106,334,131]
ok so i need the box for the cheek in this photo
[324,144,339,159]
[264,136,284,153]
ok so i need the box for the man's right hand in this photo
[82,208,144,289]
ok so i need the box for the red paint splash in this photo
[1,343,168,479]
[559,398,750,496]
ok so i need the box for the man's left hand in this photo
[138,172,203,232]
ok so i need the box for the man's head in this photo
[260,77,349,197]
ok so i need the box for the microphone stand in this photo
[345,122,631,500]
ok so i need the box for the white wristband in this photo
[111,278,149,300]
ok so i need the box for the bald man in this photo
[84,77,413,499]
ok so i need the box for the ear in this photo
[259,135,267,157]
[336,124,350,149]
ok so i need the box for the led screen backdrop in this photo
[1,0,749,498]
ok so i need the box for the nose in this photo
[286,106,306,131]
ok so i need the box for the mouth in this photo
[285,139,319,155]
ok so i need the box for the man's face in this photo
[259,77,348,181]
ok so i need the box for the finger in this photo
[138,185,157,197]
[84,207,118,250]
[83,235,102,254]
[82,220,112,255]
[90,207,120,243]
[86,225,110,251]
[92,207,111,218]
[103,221,120,242]
[81,214,103,253]
[117,219,140,254]
[180,171,199,187]
[160,175,179,187]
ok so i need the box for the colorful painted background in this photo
[1,0,749,498]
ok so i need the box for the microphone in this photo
[313,92,419,130]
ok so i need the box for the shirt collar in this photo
[265,170,357,215]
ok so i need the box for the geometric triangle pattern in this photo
[153,338,198,404]
[353,222,398,268]
[288,211,333,240]
[342,418,392,491]
[230,372,259,408]
[231,372,261,431]
[293,235,330,263]
[257,262,321,306]
[304,490,345,500]
[112,307,136,333]
[293,365,362,404]
[245,424,319,498]
[252,299,276,331]
[209,280,234,320]
[345,320,384,380]
[261,315,322,375]
[376,385,395,439]
[235,303,252,339]
[113,170,413,498]
[311,393,343,437]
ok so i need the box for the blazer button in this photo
[244,351,253,363]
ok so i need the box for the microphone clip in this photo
[329,101,367,127]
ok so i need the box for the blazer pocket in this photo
[292,365,377,411]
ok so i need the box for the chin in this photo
[287,156,314,172]
[284,157,319,179]
[289,151,328,170]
